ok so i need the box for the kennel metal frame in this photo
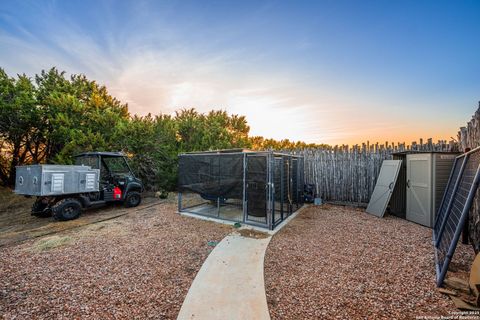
[177,150,304,230]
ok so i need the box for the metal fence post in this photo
[243,153,247,223]
[280,156,284,221]
[178,192,182,212]
[268,153,274,230]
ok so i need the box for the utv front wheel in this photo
[124,191,141,208]
[52,198,82,221]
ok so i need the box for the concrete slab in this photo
[177,233,272,320]
[178,204,310,235]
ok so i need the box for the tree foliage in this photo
[0,67,327,191]
[250,136,329,150]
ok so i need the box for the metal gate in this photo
[433,155,464,242]
[434,147,480,286]
[245,154,268,226]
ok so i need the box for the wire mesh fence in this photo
[458,103,480,252]
[434,147,480,286]
[433,155,464,241]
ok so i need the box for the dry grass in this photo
[0,186,35,228]
[0,186,34,211]
[29,235,73,252]
[237,228,270,239]
[264,204,476,320]
[0,193,165,247]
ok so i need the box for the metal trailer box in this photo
[14,165,100,196]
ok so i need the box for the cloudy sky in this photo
[1,0,479,144]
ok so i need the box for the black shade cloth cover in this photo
[178,154,244,199]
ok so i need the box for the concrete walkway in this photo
[177,232,272,320]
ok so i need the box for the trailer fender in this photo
[77,195,91,208]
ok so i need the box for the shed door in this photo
[406,154,432,227]
[366,160,402,217]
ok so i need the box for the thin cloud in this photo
[0,1,462,145]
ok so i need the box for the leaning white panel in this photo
[366,160,402,217]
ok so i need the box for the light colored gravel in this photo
[264,204,476,320]
[0,202,232,319]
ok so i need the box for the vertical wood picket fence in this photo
[297,140,457,204]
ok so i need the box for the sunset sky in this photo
[1,0,479,145]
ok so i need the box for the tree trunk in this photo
[7,142,21,186]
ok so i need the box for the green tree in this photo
[0,69,38,185]
[114,114,178,191]
[0,66,328,190]
[175,108,251,152]
[35,69,129,164]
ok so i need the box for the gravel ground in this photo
[0,201,232,319]
[264,204,476,320]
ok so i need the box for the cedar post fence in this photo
[299,140,456,204]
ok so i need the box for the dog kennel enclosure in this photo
[178,149,304,230]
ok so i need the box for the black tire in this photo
[31,199,51,218]
[52,198,82,221]
[124,191,141,208]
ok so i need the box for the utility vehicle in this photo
[15,152,143,221]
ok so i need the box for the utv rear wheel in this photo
[52,198,82,221]
[31,200,51,218]
[124,191,141,208]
